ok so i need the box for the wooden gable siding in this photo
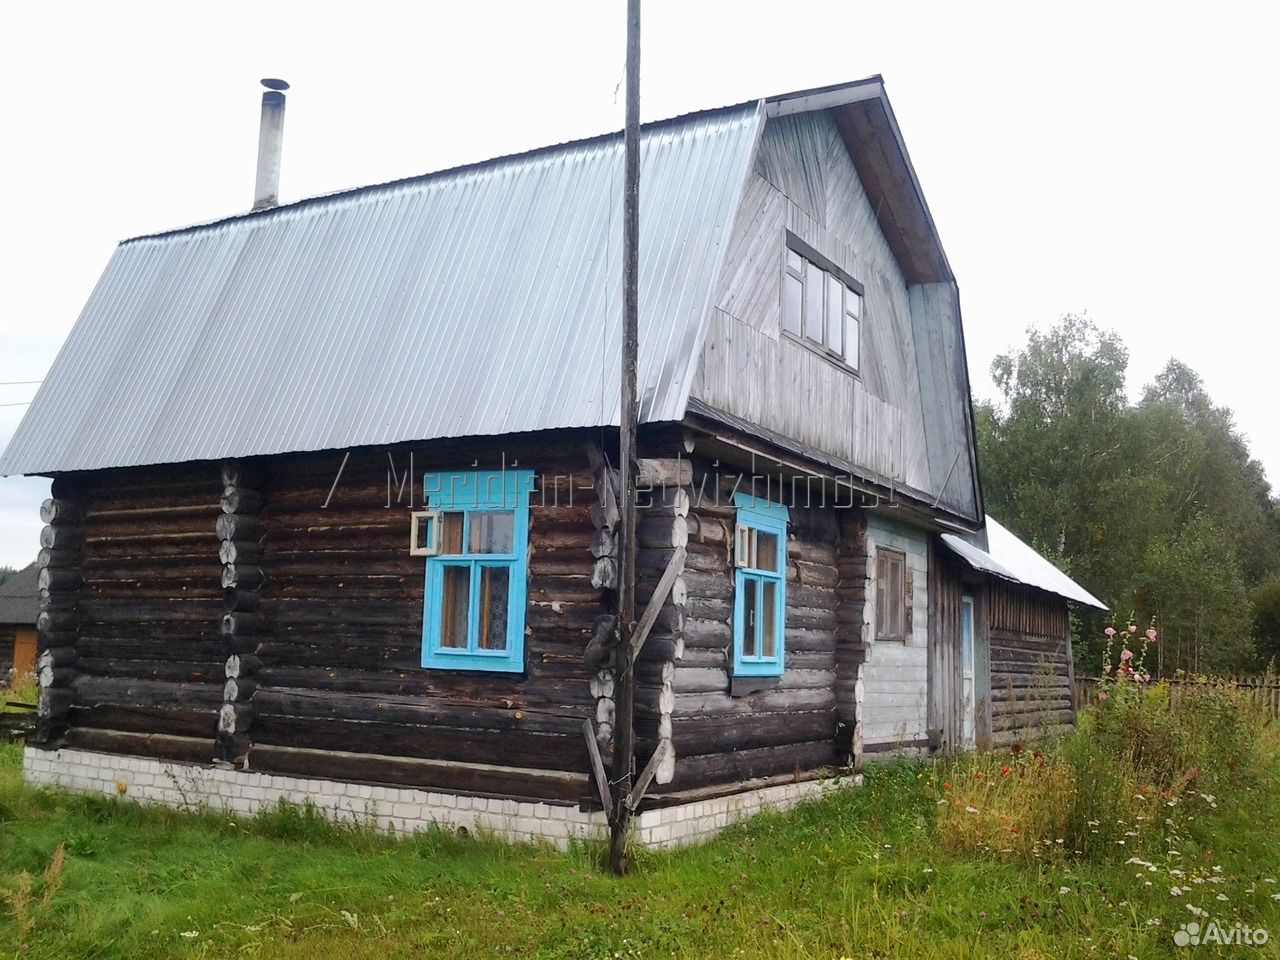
[649,466,847,793]
[65,464,224,761]
[691,110,978,520]
[987,580,1073,746]
[693,110,929,494]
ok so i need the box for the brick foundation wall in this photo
[23,747,855,850]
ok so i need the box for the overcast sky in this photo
[1,0,1276,569]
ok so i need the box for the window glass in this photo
[440,512,465,555]
[803,260,824,343]
[783,272,803,335]
[741,577,758,658]
[825,273,844,354]
[478,565,510,650]
[786,249,802,273]
[761,580,777,658]
[754,530,779,572]
[440,565,471,648]
[469,511,515,554]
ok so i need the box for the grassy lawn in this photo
[1,718,1278,960]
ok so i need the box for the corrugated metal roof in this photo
[941,516,1107,610]
[0,103,763,475]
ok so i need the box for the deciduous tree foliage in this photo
[977,315,1280,674]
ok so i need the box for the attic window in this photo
[782,243,862,370]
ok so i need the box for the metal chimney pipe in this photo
[253,79,289,211]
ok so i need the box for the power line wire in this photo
[0,380,41,386]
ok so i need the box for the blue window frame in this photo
[732,493,789,677]
[421,470,533,672]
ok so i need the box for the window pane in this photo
[846,316,860,369]
[440,565,471,648]
[803,261,824,343]
[469,511,515,554]
[786,249,802,274]
[742,577,758,658]
[440,513,465,555]
[847,289,862,319]
[754,530,779,572]
[477,564,510,650]
[825,274,844,355]
[782,272,803,335]
[761,579,777,658]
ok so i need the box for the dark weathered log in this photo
[223,587,261,613]
[64,728,214,765]
[667,740,839,790]
[37,610,79,634]
[590,557,617,590]
[40,525,84,550]
[218,701,255,735]
[222,612,266,636]
[219,540,263,565]
[221,487,264,515]
[215,514,265,542]
[251,744,587,803]
[38,646,77,669]
[221,460,268,488]
[37,547,79,570]
[221,564,264,590]
[584,615,617,671]
[223,677,258,702]
[38,568,82,593]
[68,704,219,740]
[225,653,262,679]
[72,675,224,710]
[252,713,589,772]
[40,498,84,525]
[590,527,617,559]
[37,688,74,719]
[39,665,76,688]
[649,710,834,755]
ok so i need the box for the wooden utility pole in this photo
[609,0,641,876]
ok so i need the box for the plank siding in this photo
[692,109,978,520]
[986,581,1073,746]
[860,512,929,750]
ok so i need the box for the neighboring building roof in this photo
[0,76,961,480]
[941,516,1108,610]
[0,562,39,626]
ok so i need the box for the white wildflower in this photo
[965,806,979,814]
[1187,905,1208,918]
[1059,887,1071,895]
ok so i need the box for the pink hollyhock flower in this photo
[1120,649,1133,661]
[1103,664,1112,674]
[1104,627,1117,637]
[1098,691,1110,701]
[1146,628,1158,642]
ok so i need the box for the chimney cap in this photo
[260,78,290,92]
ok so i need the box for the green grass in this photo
[1,729,1278,959]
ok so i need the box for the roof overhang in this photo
[941,516,1108,610]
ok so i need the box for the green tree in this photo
[1253,574,1280,668]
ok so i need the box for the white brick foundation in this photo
[23,746,856,850]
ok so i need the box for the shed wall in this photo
[987,581,1073,746]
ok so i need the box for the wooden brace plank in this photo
[628,545,686,663]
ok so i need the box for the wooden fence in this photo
[1075,676,1280,718]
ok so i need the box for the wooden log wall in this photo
[834,510,868,766]
[247,444,607,800]
[650,468,843,793]
[63,464,225,761]
[217,460,266,764]
[32,478,85,745]
[987,580,1073,746]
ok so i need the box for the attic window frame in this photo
[781,232,864,372]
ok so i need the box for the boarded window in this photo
[876,548,909,640]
